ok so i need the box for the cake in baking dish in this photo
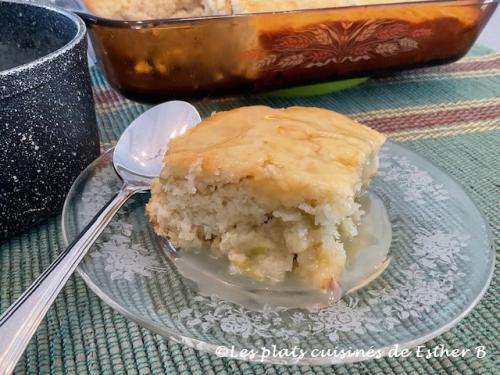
[84,0,229,20]
[146,106,385,290]
[85,0,419,19]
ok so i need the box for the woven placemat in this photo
[1,45,499,374]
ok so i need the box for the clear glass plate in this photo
[61,141,494,365]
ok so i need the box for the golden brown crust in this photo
[163,106,385,207]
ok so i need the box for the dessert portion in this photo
[146,106,385,290]
[85,0,421,19]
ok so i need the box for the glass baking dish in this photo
[76,0,497,102]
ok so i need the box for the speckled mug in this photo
[0,0,100,240]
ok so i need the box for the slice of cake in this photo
[146,106,385,290]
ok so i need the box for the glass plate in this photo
[61,141,494,365]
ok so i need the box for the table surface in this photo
[1,44,499,374]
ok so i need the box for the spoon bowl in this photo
[113,100,201,187]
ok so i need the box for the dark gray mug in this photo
[0,0,100,239]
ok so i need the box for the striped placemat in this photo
[1,44,498,374]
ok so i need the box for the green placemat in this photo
[1,45,499,374]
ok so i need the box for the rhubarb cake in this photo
[85,0,419,19]
[84,0,229,20]
[146,106,385,290]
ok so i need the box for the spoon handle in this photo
[0,184,139,375]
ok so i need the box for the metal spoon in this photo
[0,101,201,375]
